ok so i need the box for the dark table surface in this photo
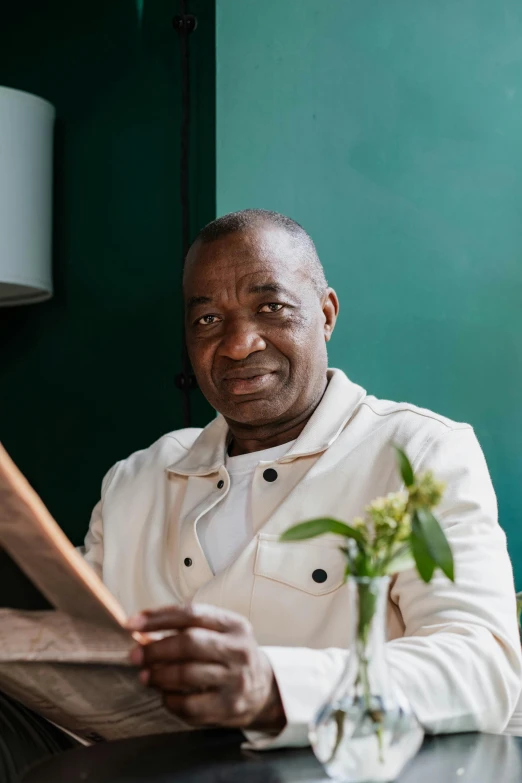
[22,729,522,783]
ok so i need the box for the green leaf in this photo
[416,508,455,581]
[411,517,436,583]
[280,518,366,546]
[394,445,414,487]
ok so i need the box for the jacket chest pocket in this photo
[249,533,350,648]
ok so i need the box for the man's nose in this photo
[218,318,266,361]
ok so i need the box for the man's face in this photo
[184,225,337,427]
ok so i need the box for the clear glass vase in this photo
[309,576,423,782]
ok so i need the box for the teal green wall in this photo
[0,0,214,544]
[216,0,522,585]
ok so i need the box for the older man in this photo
[82,209,521,748]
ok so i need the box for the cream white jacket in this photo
[82,370,522,748]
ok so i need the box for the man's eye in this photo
[259,303,284,313]
[197,314,221,325]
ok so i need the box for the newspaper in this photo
[0,443,188,742]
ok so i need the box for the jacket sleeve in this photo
[76,464,119,579]
[245,427,522,750]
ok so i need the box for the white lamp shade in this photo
[0,86,55,306]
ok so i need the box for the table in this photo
[22,729,522,783]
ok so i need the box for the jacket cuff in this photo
[242,646,346,750]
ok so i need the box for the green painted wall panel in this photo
[0,0,214,544]
[216,0,522,584]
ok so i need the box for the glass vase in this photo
[309,576,423,782]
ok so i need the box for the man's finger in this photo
[163,690,227,726]
[126,603,248,634]
[146,662,227,693]
[139,627,228,666]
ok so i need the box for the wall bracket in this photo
[172,14,198,34]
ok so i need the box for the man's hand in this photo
[127,603,286,733]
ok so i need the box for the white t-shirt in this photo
[197,440,296,574]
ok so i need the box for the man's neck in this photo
[226,387,326,457]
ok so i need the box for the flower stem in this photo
[357,583,385,763]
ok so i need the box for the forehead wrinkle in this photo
[186,264,316,311]
[186,263,257,310]
[184,226,319,300]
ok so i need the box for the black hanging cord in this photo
[173,2,198,427]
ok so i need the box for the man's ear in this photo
[322,288,339,343]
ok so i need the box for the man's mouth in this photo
[220,370,276,396]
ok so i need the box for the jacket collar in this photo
[166,369,366,477]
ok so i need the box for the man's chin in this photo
[219,395,282,426]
